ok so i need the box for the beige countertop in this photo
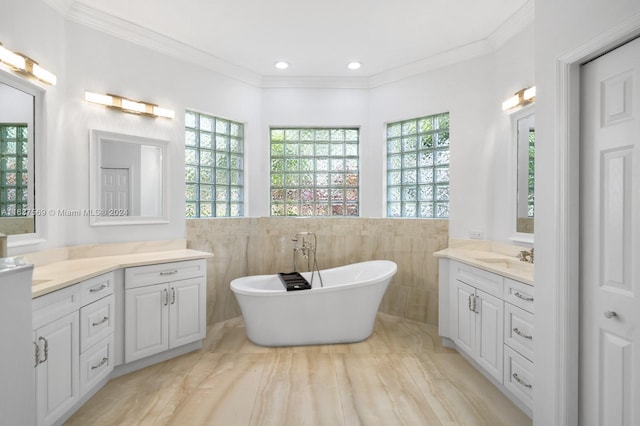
[434,246,534,285]
[30,247,213,298]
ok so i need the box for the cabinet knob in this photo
[604,311,617,319]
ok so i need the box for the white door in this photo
[451,279,476,356]
[580,36,640,426]
[475,289,503,382]
[35,311,79,426]
[169,277,206,348]
[101,167,130,213]
[124,284,169,363]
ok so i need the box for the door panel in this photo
[475,289,503,382]
[124,284,168,363]
[451,280,475,356]
[169,277,206,348]
[580,36,640,426]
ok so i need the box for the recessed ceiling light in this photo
[347,62,362,70]
[274,61,289,70]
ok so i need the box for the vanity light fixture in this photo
[84,91,175,119]
[0,42,57,85]
[502,86,536,111]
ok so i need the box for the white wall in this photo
[0,0,261,253]
[370,25,534,241]
[0,0,533,253]
[535,2,640,426]
[257,88,370,216]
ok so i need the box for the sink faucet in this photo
[517,248,534,264]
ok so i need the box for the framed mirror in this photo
[0,72,44,242]
[510,105,535,243]
[89,129,169,226]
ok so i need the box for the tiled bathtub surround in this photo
[186,217,448,326]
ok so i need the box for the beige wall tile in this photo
[187,218,448,326]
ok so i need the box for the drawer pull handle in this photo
[91,357,109,370]
[92,316,109,327]
[512,373,532,389]
[514,292,533,302]
[38,336,48,364]
[160,269,179,276]
[89,284,107,293]
[513,328,533,340]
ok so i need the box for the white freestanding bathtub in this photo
[230,260,397,346]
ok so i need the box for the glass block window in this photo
[185,111,244,217]
[270,128,359,216]
[0,124,29,217]
[386,112,450,218]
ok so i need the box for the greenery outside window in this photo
[386,113,450,218]
[270,128,359,216]
[185,111,244,217]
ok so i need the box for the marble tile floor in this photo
[66,313,531,426]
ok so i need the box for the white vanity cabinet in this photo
[32,272,115,426]
[439,258,534,417]
[450,262,504,382]
[124,259,206,363]
[78,273,115,395]
[32,284,81,426]
[502,278,535,410]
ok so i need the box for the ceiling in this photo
[47,0,533,87]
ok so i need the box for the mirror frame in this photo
[89,129,169,226]
[0,69,47,247]
[509,104,535,244]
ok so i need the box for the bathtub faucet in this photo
[292,232,324,288]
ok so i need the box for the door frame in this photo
[553,15,640,426]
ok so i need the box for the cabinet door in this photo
[169,277,206,348]
[475,289,504,382]
[35,311,79,426]
[124,284,169,363]
[451,280,476,356]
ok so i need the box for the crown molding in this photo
[261,75,371,89]
[42,0,74,16]
[53,0,534,89]
[65,2,262,87]
[487,0,535,50]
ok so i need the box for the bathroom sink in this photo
[473,257,533,271]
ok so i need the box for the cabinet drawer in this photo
[504,303,534,361]
[80,294,115,353]
[504,345,534,410]
[32,284,81,329]
[125,259,206,289]
[80,335,114,395]
[80,272,115,306]
[452,261,503,298]
[504,278,534,314]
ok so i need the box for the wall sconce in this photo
[502,86,536,111]
[85,92,175,119]
[0,42,57,85]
